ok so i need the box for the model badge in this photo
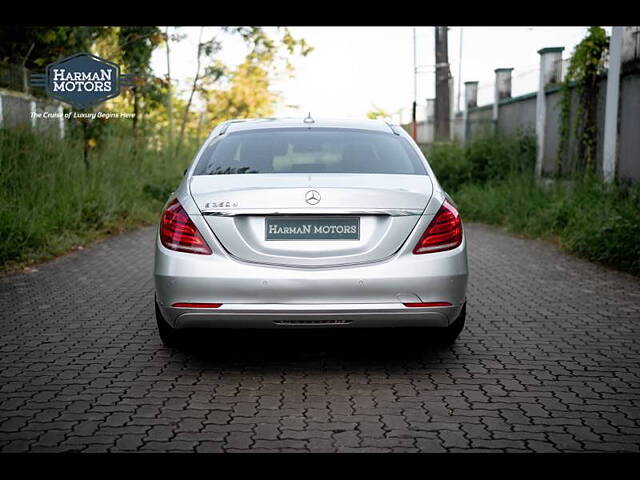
[305,190,321,205]
[204,202,238,209]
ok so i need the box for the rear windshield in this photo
[193,128,427,176]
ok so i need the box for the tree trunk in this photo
[166,26,174,151]
[82,119,90,170]
[176,27,204,156]
[132,87,139,132]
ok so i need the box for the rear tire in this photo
[155,299,182,348]
[437,302,466,345]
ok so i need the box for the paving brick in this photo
[195,441,225,453]
[0,417,28,432]
[280,429,332,440]
[1,440,31,452]
[146,425,174,442]
[225,432,253,449]
[113,434,145,451]
[414,438,447,452]
[142,441,197,451]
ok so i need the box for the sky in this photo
[151,27,609,125]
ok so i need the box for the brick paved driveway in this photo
[1,224,640,452]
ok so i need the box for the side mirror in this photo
[183,168,188,176]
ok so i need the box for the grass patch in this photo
[454,174,640,276]
[0,128,198,273]
[421,133,640,276]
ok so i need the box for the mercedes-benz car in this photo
[154,117,468,346]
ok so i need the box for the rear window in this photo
[193,128,427,176]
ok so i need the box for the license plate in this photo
[265,217,360,241]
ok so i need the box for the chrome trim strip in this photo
[223,249,398,269]
[200,208,424,217]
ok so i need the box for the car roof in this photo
[220,117,397,135]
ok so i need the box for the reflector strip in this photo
[403,302,452,307]
[172,303,222,308]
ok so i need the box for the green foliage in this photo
[0,127,199,270]
[558,27,610,175]
[201,28,313,125]
[118,27,164,73]
[465,132,536,183]
[0,27,110,69]
[203,59,277,122]
[453,173,640,276]
[422,132,536,192]
[366,106,391,120]
[226,27,313,69]
[423,131,639,276]
[421,142,470,191]
[118,27,167,130]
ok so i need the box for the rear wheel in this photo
[437,302,466,345]
[155,299,182,348]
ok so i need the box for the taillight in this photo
[159,199,212,255]
[413,200,463,254]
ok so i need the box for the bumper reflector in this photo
[172,302,222,308]
[403,302,452,307]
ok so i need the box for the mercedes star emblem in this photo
[305,190,321,205]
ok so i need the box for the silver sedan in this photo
[154,117,468,346]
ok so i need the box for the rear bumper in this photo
[159,303,462,329]
[154,231,468,329]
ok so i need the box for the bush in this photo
[422,142,470,192]
[465,131,536,183]
[421,131,536,192]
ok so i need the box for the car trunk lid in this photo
[190,173,432,267]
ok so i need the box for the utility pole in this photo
[434,26,451,141]
[412,28,417,140]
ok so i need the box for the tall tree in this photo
[176,27,222,156]
[176,27,313,152]
[117,27,165,133]
[203,58,279,123]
